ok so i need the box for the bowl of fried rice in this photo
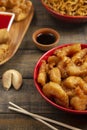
[41,0,87,23]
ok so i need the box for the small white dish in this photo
[0,12,15,31]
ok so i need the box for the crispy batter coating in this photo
[48,67,61,84]
[9,1,32,21]
[70,96,87,110]
[0,6,6,11]
[54,44,81,60]
[0,29,10,62]
[47,55,59,68]
[63,76,87,97]
[0,0,32,21]
[66,48,87,76]
[70,87,87,110]
[57,56,70,78]
[0,43,9,62]
[37,44,87,110]
[0,0,25,8]
[37,60,47,86]
[43,82,69,107]
[0,29,10,43]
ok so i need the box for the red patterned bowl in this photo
[34,43,87,114]
[41,0,87,23]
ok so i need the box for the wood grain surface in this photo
[0,5,34,65]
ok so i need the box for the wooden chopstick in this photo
[9,102,58,130]
[8,102,81,130]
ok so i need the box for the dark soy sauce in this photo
[36,33,56,45]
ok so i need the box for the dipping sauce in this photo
[0,12,15,31]
[0,14,12,29]
[32,28,60,51]
[36,33,56,45]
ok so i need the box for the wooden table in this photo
[0,1,87,130]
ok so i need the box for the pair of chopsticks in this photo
[8,102,81,130]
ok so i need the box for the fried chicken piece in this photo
[0,6,6,11]
[0,43,9,62]
[54,44,81,60]
[0,0,25,8]
[63,76,87,95]
[48,67,61,84]
[37,60,47,86]
[10,1,32,21]
[0,0,32,21]
[43,81,69,107]
[70,87,87,110]
[47,55,59,68]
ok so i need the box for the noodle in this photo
[42,0,87,16]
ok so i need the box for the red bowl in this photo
[34,43,87,114]
[41,0,87,23]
